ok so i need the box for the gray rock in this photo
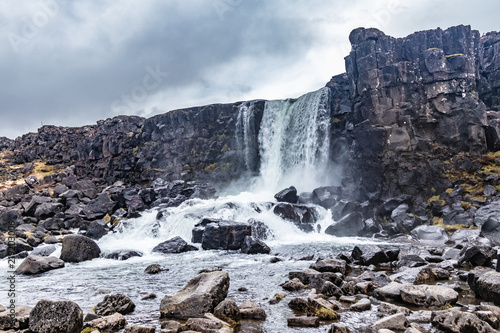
[401,285,458,307]
[325,211,365,237]
[351,244,389,265]
[30,244,56,256]
[328,323,351,333]
[123,325,156,333]
[241,236,270,254]
[474,271,500,305]
[287,316,319,327]
[160,271,229,318]
[378,302,411,315]
[15,255,64,275]
[432,309,496,333]
[105,250,143,260]
[85,312,127,331]
[373,282,405,301]
[410,225,449,244]
[60,234,101,262]
[239,300,266,320]
[214,299,241,323]
[29,299,83,333]
[152,236,198,254]
[475,202,500,227]
[0,305,31,330]
[372,313,410,331]
[350,298,371,311]
[95,293,135,316]
[310,258,346,275]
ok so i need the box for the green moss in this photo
[204,163,217,173]
[80,328,99,333]
[132,146,139,154]
[332,118,341,124]
[314,307,339,320]
[438,302,453,310]
[221,144,230,153]
[190,148,197,155]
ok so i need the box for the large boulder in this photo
[400,285,458,307]
[152,236,198,254]
[312,186,340,209]
[274,186,298,203]
[481,217,500,244]
[201,221,251,250]
[15,255,64,275]
[29,299,83,333]
[310,258,346,275]
[94,293,136,315]
[325,211,365,237]
[273,203,318,232]
[60,234,101,262]
[432,310,497,333]
[351,245,389,265]
[240,236,270,254]
[475,201,500,227]
[474,271,500,305]
[160,271,230,318]
[459,243,496,267]
[410,225,449,244]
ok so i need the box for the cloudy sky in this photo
[1,0,499,139]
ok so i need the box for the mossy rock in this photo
[314,307,339,320]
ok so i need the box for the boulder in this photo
[481,217,500,244]
[72,180,98,199]
[95,293,135,316]
[432,310,497,333]
[474,271,500,305]
[400,285,458,307]
[201,221,251,250]
[214,299,241,324]
[144,264,166,274]
[240,236,270,254]
[475,201,500,227]
[372,282,405,301]
[105,250,143,260]
[123,326,156,333]
[239,300,266,320]
[273,203,318,232]
[328,323,351,333]
[459,243,495,267]
[281,278,306,291]
[325,211,365,237]
[248,218,272,240]
[371,313,410,331]
[84,220,108,240]
[287,316,319,327]
[351,245,389,265]
[410,225,449,244]
[152,236,198,254]
[378,302,411,315]
[60,234,101,262]
[85,312,127,331]
[1,209,25,231]
[160,271,230,318]
[15,255,64,275]
[0,305,31,330]
[274,186,298,203]
[31,244,56,256]
[312,186,340,209]
[310,258,346,275]
[34,202,64,220]
[83,192,116,220]
[350,298,371,311]
[29,299,83,333]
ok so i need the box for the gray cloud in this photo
[0,0,499,138]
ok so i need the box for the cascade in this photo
[235,101,258,172]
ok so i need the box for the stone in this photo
[287,316,319,327]
[15,255,64,275]
[269,292,286,305]
[400,285,458,307]
[94,293,136,315]
[378,302,411,315]
[201,221,251,250]
[60,234,101,262]
[475,202,500,228]
[239,300,266,320]
[328,323,351,333]
[475,311,500,329]
[85,312,127,331]
[83,192,116,219]
[373,282,405,301]
[410,225,449,244]
[432,310,497,333]
[160,320,181,333]
[240,236,271,254]
[105,250,143,260]
[325,211,365,237]
[34,202,64,220]
[310,258,346,275]
[351,244,389,265]
[273,203,318,232]
[459,243,495,267]
[29,299,83,333]
[288,297,311,312]
[214,299,241,323]
[84,220,108,240]
[160,271,229,318]
[349,298,371,311]
[480,217,500,245]
[144,264,166,274]
[274,186,298,203]
[123,326,156,333]
[474,271,500,305]
[0,305,31,331]
[281,278,306,291]
[371,313,410,331]
[152,236,198,254]
[312,186,340,209]
[30,244,56,256]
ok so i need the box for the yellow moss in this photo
[132,146,139,154]
[221,144,230,153]
[461,201,471,210]
[314,307,339,320]
[432,217,444,225]
[127,131,134,138]
[438,302,453,310]
[332,118,341,124]
[80,328,99,333]
[445,188,453,195]
[426,47,439,51]
[204,163,217,173]
[103,214,111,224]
[190,148,197,155]
[445,53,464,58]
[24,231,34,239]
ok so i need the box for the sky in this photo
[1,0,499,139]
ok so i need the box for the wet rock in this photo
[201,221,251,250]
[400,285,458,307]
[123,325,156,333]
[371,313,410,331]
[141,293,156,300]
[328,323,350,333]
[287,316,319,327]
[473,271,500,305]
[476,311,500,329]
[105,250,143,260]
[84,220,108,240]
[31,244,56,256]
[248,218,272,240]
[269,292,286,305]
[475,202,500,228]
[29,299,83,333]
[241,236,270,254]
[15,255,64,275]
[325,211,365,237]
[95,293,135,316]
[153,236,198,254]
[310,258,346,275]
[378,302,411,315]
[273,203,318,232]
[459,243,495,267]
[214,299,241,324]
[350,298,371,311]
[239,300,266,320]
[60,234,101,262]
[144,264,167,274]
[72,180,98,199]
[83,192,116,220]
[410,225,449,244]
[274,186,298,203]
[432,310,497,333]
[160,271,229,318]
[281,278,306,291]
[480,217,500,244]
[160,320,181,333]
[288,297,311,312]
[0,305,31,330]
[312,186,340,209]
[414,266,451,284]
[85,312,127,331]
[351,244,389,265]
[373,282,405,301]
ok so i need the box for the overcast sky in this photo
[1,0,499,139]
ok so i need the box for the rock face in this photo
[160,271,230,319]
[29,299,83,333]
[60,234,101,262]
[15,255,64,275]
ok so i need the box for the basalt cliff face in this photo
[2,25,500,206]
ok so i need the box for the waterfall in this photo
[257,87,333,192]
[235,101,258,172]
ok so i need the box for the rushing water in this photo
[1,87,386,332]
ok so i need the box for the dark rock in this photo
[311,186,340,209]
[473,271,500,305]
[201,221,251,250]
[281,278,306,291]
[248,218,272,240]
[325,211,365,237]
[34,202,64,220]
[481,217,500,244]
[213,299,241,323]
[310,258,346,275]
[15,255,64,275]
[160,271,230,319]
[241,236,270,254]
[273,203,318,232]
[60,234,101,262]
[287,316,319,327]
[397,254,427,268]
[123,325,155,333]
[31,244,56,256]
[288,297,311,312]
[475,202,500,227]
[328,323,351,333]
[83,192,116,220]
[95,293,136,315]
[274,186,298,203]
[29,299,83,333]
[144,264,167,274]
[84,220,108,240]
[0,209,24,232]
[152,236,198,254]
[459,243,495,267]
[0,305,31,331]
[351,245,389,265]
[105,250,143,260]
[239,300,267,320]
[410,225,449,244]
[72,180,98,199]
[373,282,404,301]
[85,312,127,331]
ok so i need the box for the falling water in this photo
[257,87,332,192]
[235,101,258,172]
